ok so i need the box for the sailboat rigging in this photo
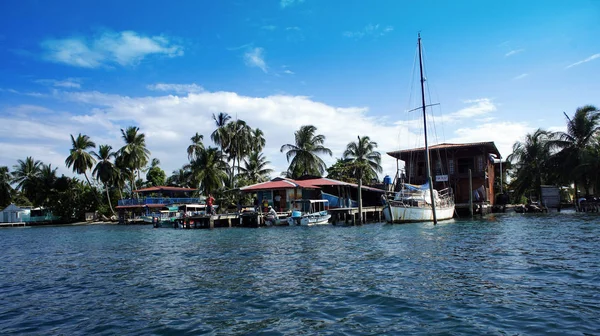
[382,34,455,224]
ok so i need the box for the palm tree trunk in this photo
[357,176,363,225]
[105,183,115,215]
[83,171,101,204]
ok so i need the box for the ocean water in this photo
[0,212,599,335]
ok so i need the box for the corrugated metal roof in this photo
[387,141,500,158]
[239,178,305,191]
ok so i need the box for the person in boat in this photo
[206,194,215,215]
[266,206,278,225]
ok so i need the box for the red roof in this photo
[240,177,384,193]
[133,186,196,193]
[239,178,311,192]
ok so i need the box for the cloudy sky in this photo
[0,0,598,179]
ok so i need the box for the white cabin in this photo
[0,204,31,223]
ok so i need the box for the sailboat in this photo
[382,34,455,224]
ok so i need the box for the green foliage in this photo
[238,151,273,185]
[280,125,333,178]
[190,147,228,195]
[146,165,166,186]
[119,126,151,193]
[0,166,13,207]
[12,192,32,207]
[343,135,382,181]
[11,157,42,205]
[508,105,600,201]
[507,129,552,202]
[49,176,99,222]
[326,159,357,183]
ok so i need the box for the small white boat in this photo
[287,199,331,226]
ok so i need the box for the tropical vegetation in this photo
[507,105,600,203]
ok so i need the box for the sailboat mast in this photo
[418,33,438,224]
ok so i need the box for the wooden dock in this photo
[176,213,241,229]
[329,206,384,225]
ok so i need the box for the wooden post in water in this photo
[469,168,474,218]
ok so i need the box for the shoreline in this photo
[0,221,120,229]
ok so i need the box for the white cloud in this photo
[280,0,304,8]
[261,25,277,30]
[505,49,524,57]
[565,53,600,69]
[244,47,268,73]
[147,83,204,94]
[41,30,183,68]
[403,98,496,127]
[0,89,427,180]
[343,24,394,40]
[35,78,82,88]
[283,70,295,75]
[513,73,528,80]
[448,121,534,158]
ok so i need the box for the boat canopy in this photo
[403,182,430,191]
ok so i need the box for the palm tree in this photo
[65,133,97,189]
[0,166,14,207]
[119,126,151,194]
[11,157,42,204]
[507,128,552,202]
[225,120,252,184]
[547,105,600,199]
[187,133,205,161]
[239,151,273,184]
[343,136,382,224]
[251,128,266,153]
[114,154,131,199]
[36,163,57,206]
[167,167,191,187]
[280,125,333,178]
[91,144,118,215]
[190,147,228,195]
[211,112,231,150]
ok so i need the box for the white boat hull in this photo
[287,214,331,226]
[383,204,454,223]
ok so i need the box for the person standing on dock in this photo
[253,196,259,212]
[274,193,281,212]
[207,194,215,215]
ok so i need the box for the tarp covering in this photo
[402,182,430,191]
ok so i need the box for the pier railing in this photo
[118,197,200,206]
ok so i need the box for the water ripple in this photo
[0,213,599,334]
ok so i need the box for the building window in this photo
[435,160,443,175]
[457,158,474,174]
[477,156,484,172]
[448,159,454,174]
[417,162,425,177]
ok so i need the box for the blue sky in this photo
[0,0,599,179]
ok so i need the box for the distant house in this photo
[0,204,31,223]
[1,204,59,224]
[387,142,502,207]
[240,176,385,212]
[116,186,202,224]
